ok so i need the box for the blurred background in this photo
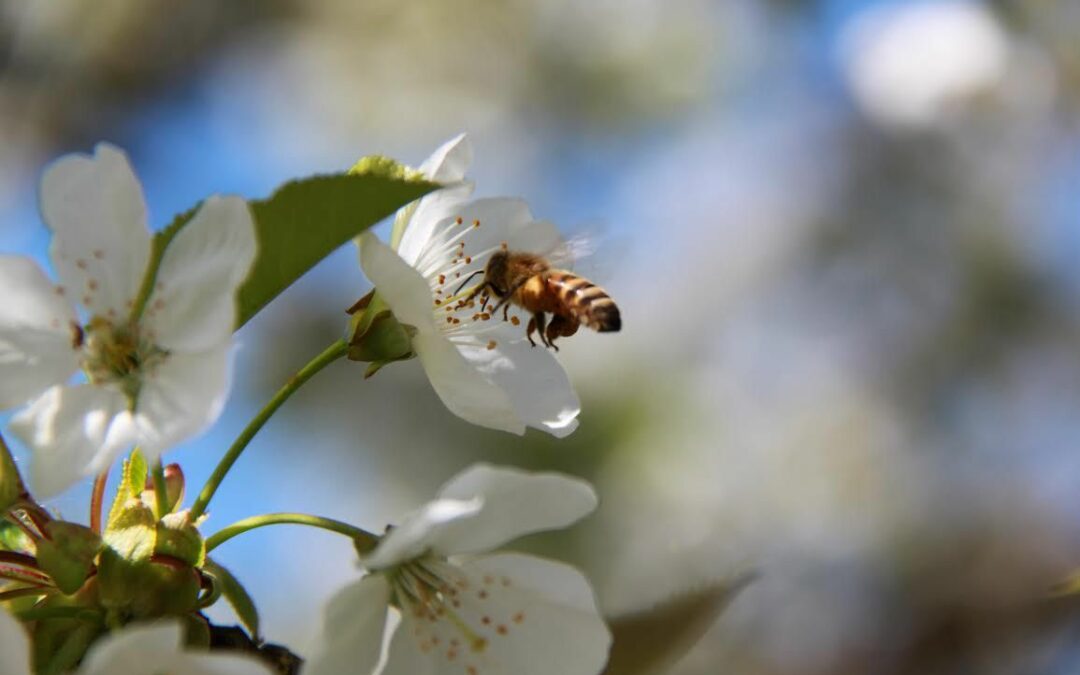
[3,0,1080,672]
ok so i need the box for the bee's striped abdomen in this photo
[547,271,621,332]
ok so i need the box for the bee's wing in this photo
[544,233,598,270]
[543,227,626,285]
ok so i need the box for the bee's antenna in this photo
[454,269,485,296]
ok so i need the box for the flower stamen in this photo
[79,316,167,402]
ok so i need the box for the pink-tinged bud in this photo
[142,463,186,513]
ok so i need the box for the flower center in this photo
[390,559,489,655]
[387,557,529,671]
[77,316,167,403]
[417,215,512,349]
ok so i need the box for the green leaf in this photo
[35,522,102,594]
[204,557,261,641]
[0,433,25,512]
[150,167,437,331]
[602,575,753,675]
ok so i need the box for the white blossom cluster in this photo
[0,138,610,674]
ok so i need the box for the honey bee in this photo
[458,245,621,350]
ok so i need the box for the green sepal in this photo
[102,502,156,562]
[0,519,32,553]
[98,547,200,620]
[35,522,102,594]
[98,500,161,616]
[346,292,417,368]
[183,613,212,649]
[155,511,205,568]
[30,586,104,675]
[126,450,148,499]
[0,434,24,513]
[203,557,261,641]
[106,450,150,531]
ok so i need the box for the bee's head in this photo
[484,250,510,296]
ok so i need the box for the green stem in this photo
[205,513,379,553]
[89,471,108,534]
[188,340,349,521]
[151,459,169,518]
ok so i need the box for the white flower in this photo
[0,613,272,675]
[0,143,256,497]
[359,135,580,437]
[306,464,611,675]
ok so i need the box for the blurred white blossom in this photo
[0,143,256,497]
[840,1,1009,129]
[306,464,610,675]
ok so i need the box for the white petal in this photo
[132,346,232,459]
[0,610,31,675]
[359,233,438,332]
[0,256,77,330]
[395,185,474,267]
[0,256,79,408]
[431,464,597,556]
[404,198,560,281]
[12,385,136,498]
[363,498,483,570]
[419,134,473,184]
[429,198,533,262]
[144,196,257,352]
[414,332,523,435]
[457,338,580,438]
[393,134,476,262]
[365,466,596,567]
[79,622,182,674]
[41,143,151,317]
[306,574,392,675]
[381,554,610,675]
[80,621,273,675]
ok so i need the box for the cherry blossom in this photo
[0,144,256,496]
[359,135,580,437]
[306,464,611,675]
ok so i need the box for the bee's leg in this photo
[526,317,538,347]
[462,281,492,305]
[532,312,550,348]
[546,315,578,349]
[502,303,510,322]
[491,279,530,315]
[545,315,577,351]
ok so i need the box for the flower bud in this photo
[142,463,185,514]
[345,291,416,376]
